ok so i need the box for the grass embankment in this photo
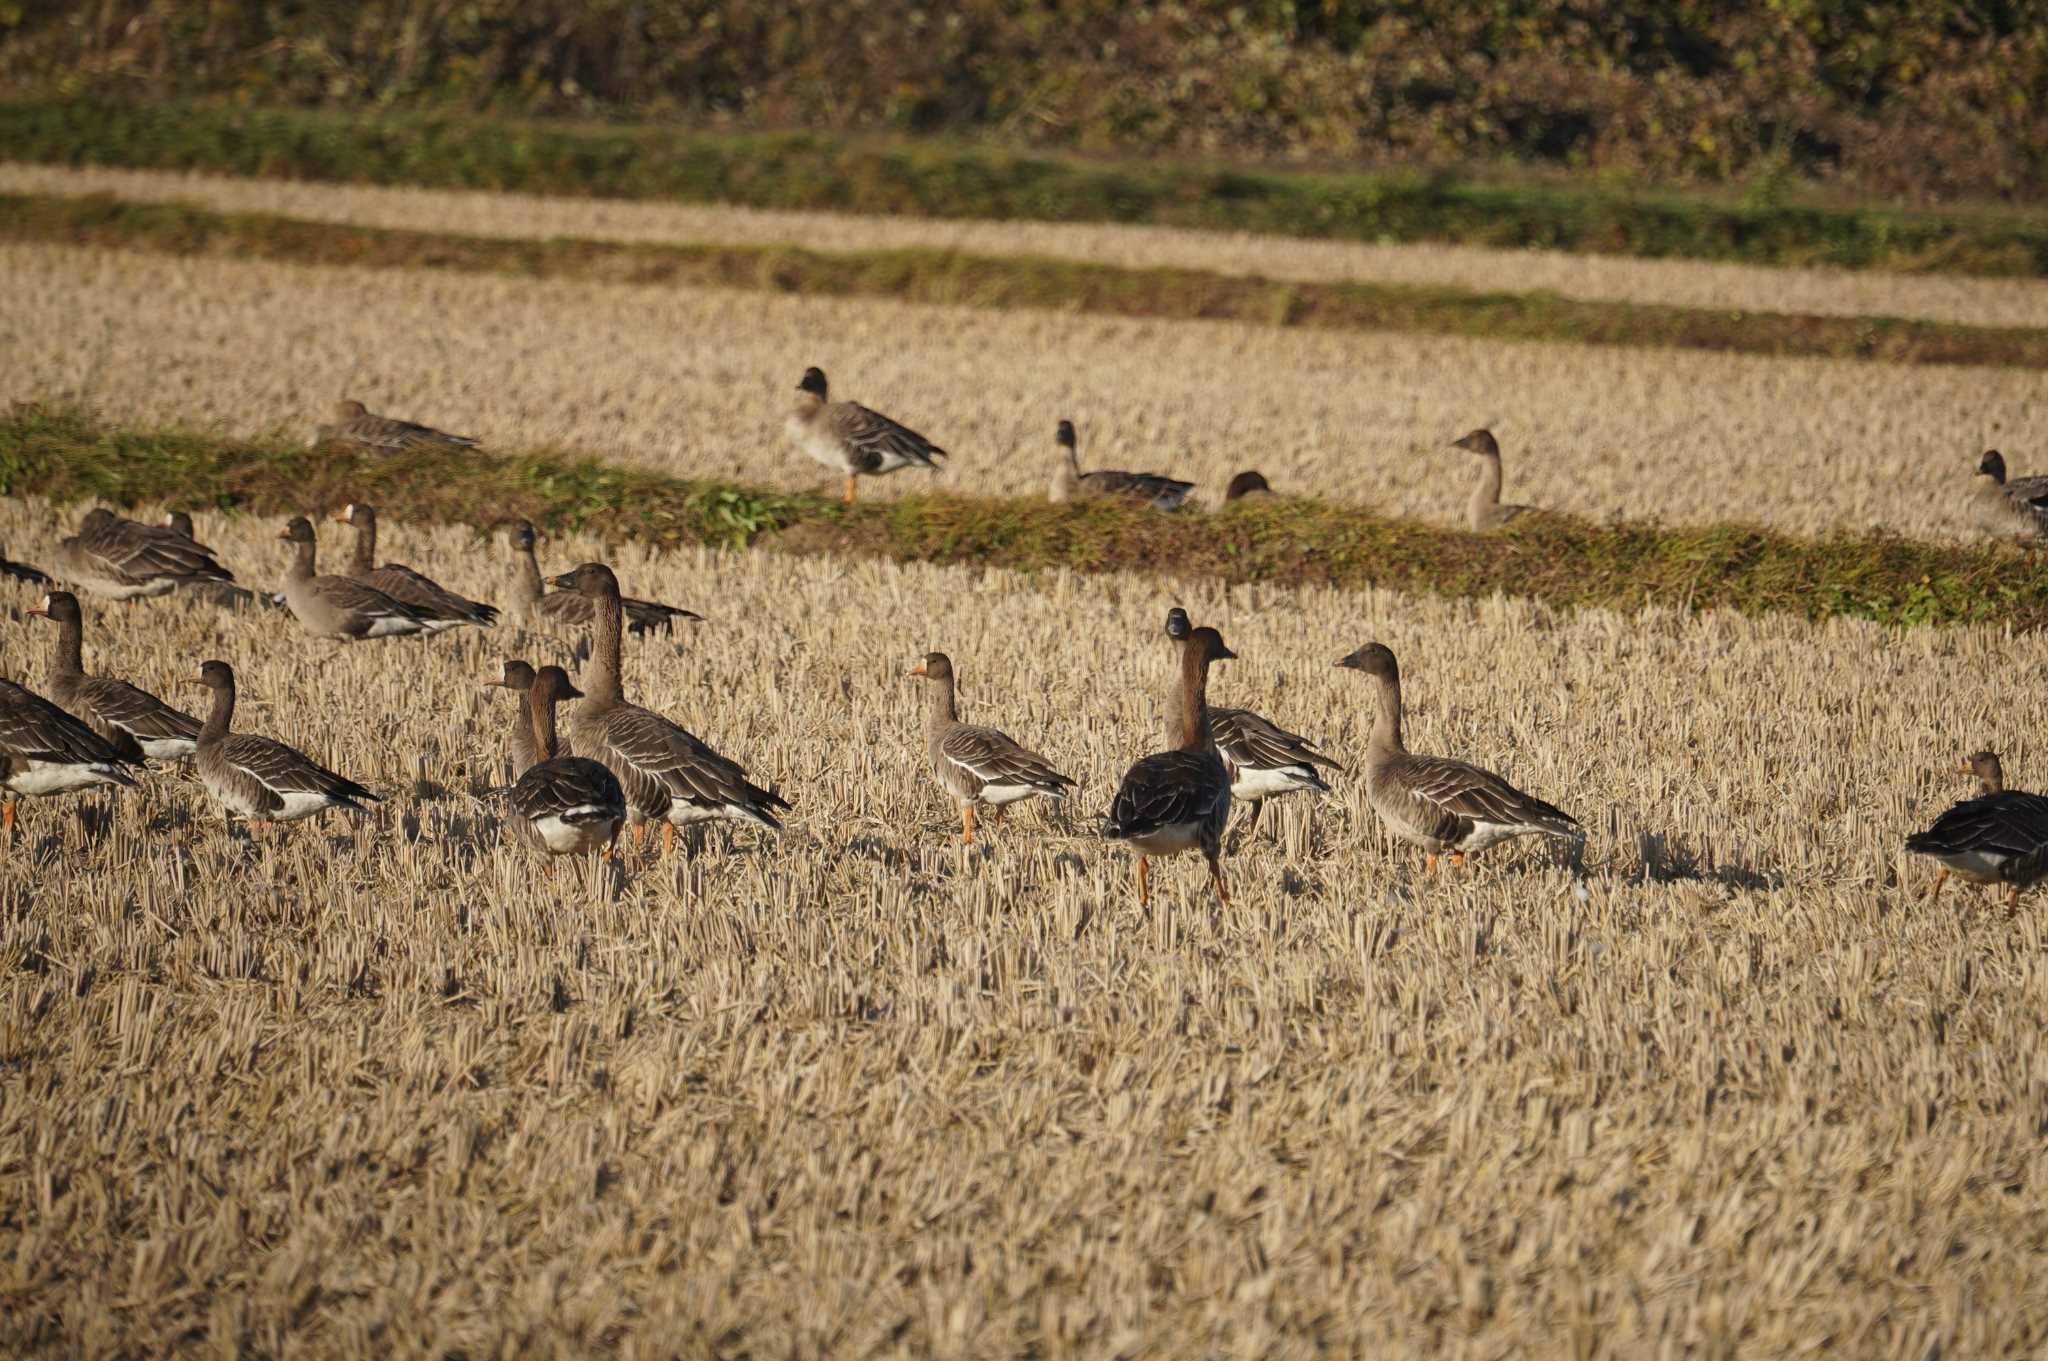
[8,192,2046,370]
[6,99,2048,279]
[7,406,2042,631]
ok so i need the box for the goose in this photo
[1451,429,1536,532]
[0,541,50,587]
[160,512,277,611]
[551,562,788,852]
[52,508,235,601]
[1905,750,2048,908]
[480,658,542,774]
[1163,607,1338,847]
[27,591,202,762]
[192,660,377,831]
[277,516,429,641]
[1336,642,1580,870]
[1223,471,1273,503]
[1970,450,2048,541]
[503,521,700,638]
[910,651,1074,843]
[499,665,627,860]
[334,503,499,631]
[1048,420,1194,511]
[0,652,142,841]
[786,367,946,505]
[312,399,477,455]
[1103,616,1235,906]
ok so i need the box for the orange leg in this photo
[2,799,14,843]
[662,822,676,857]
[842,474,858,506]
[1424,852,1439,874]
[631,822,648,852]
[961,805,976,845]
[2006,884,2021,912]
[1920,868,1950,903]
[1449,851,1467,871]
[994,805,1007,830]
[1207,854,1230,906]
[1135,855,1150,907]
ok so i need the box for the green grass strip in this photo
[4,405,2041,633]
[8,191,2046,370]
[6,98,2048,279]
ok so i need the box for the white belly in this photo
[138,736,198,761]
[1925,848,2012,884]
[533,811,621,854]
[1231,764,1319,801]
[359,614,422,638]
[271,790,344,823]
[1127,821,1203,856]
[1458,820,1547,854]
[667,798,757,826]
[978,782,1048,807]
[6,760,124,797]
[787,415,850,473]
[75,573,174,601]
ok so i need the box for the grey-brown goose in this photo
[501,665,627,860]
[551,562,788,853]
[480,658,542,773]
[1452,429,1536,532]
[1163,607,1338,847]
[910,651,1074,843]
[277,517,428,641]
[1971,450,2048,541]
[192,660,376,830]
[27,591,201,762]
[1223,471,1273,503]
[159,512,276,611]
[52,508,235,601]
[1049,420,1194,511]
[503,521,700,637]
[1906,750,2048,908]
[335,503,498,631]
[0,541,50,587]
[1103,618,1235,906]
[312,399,477,455]
[785,367,946,505]
[0,652,142,840]
[1336,642,1580,870]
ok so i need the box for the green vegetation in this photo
[5,100,2048,278]
[7,406,2043,633]
[10,192,2046,369]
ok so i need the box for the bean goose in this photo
[910,652,1074,843]
[1163,607,1338,847]
[500,665,627,860]
[312,399,477,455]
[1970,450,2048,541]
[786,367,946,505]
[1048,420,1194,511]
[1336,642,1580,870]
[1103,616,1235,906]
[277,517,428,641]
[551,562,788,853]
[502,521,701,638]
[1223,471,1273,503]
[28,591,201,762]
[1905,750,2048,908]
[0,654,142,840]
[52,508,235,601]
[192,660,377,830]
[480,658,542,773]
[0,541,50,587]
[335,503,499,631]
[160,513,277,611]
[1452,429,1536,532]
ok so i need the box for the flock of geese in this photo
[0,370,2040,909]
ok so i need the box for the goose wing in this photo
[512,756,626,825]
[1907,791,2048,872]
[597,704,788,828]
[828,402,947,471]
[216,733,376,808]
[622,595,704,635]
[1396,752,1579,836]
[336,409,477,452]
[1104,749,1230,839]
[315,573,429,625]
[364,563,499,626]
[69,676,202,748]
[81,517,234,586]
[1,557,50,586]
[939,724,1075,796]
[1212,706,1340,779]
[0,679,140,772]
[1080,469,1195,510]
[2005,475,2048,510]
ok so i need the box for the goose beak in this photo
[276,526,294,541]
[1335,652,1360,669]
[330,509,351,525]
[24,604,46,618]
[1217,644,1238,660]
[478,676,502,689]
[548,571,577,590]
[908,662,927,677]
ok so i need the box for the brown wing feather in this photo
[1079,470,1194,510]
[363,564,499,626]
[1104,749,1230,839]
[1212,707,1340,778]
[0,680,141,772]
[828,402,946,471]
[1395,753,1578,834]
[511,756,625,825]
[595,704,787,827]
[216,733,376,805]
[939,725,1074,795]
[69,676,202,746]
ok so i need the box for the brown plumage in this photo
[785,367,946,505]
[1452,429,1537,532]
[1103,615,1235,906]
[312,399,477,455]
[0,540,50,587]
[277,516,428,641]
[28,591,201,763]
[192,660,377,830]
[502,520,700,637]
[0,644,142,841]
[911,651,1074,843]
[52,508,235,601]
[1971,450,2048,541]
[502,666,627,859]
[1048,420,1193,511]
[1222,471,1273,503]
[480,658,542,774]
[335,503,498,631]
[159,513,276,611]
[1906,750,2048,908]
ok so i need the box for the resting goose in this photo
[786,367,946,505]
[0,653,142,840]
[1048,420,1194,511]
[52,508,235,601]
[158,512,275,611]
[910,651,1074,843]
[501,665,627,860]
[0,541,50,587]
[551,562,788,852]
[1163,607,1338,846]
[480,658,542,773]
[312,399,478,455]
[1103,616,1235,906]
[335,503,498,631]
[277,516,428,641]
[1336,642,1580,870]
[1223,471,1273,504]
[192,660,377,831]
[503,521,700,637]
[1905,750,2048,908]
[28,591,201,762]
[1971,450,2048,542]
[1452,429,1536,532]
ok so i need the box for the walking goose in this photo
[1336,642,1580,870]
[1971,450,2048,541]
[1223,471,1273,504]
[551,562,788,852]
[1452,429,1537,532]
[277,517,428,641]
[910,651,1074,843]
[480,658,543,773]
[53,508,235,601]
[192,660,377,830]
[1905,750,2048,908]
[28,591,201,762]
[1103,616,1235,906]
[1163,607,1338,846]
[1048,420,1194,511]
[500,665,627,860]
[503,521,700,637]
[0,653,141,840]
[312,399,478,455]
[0,541,50,587]
[786,367,946,505]
[159,512,275,611]
[334,503,499,631]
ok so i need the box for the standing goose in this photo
[160,512,276,611]
[502,521,701,637]
[786,367,947,505]
[498,665,627,860]
[480,658,542,773]
[52,508,236,601]
[27,591,202,762]
[1048,420,1194,511]
[910,651,1074,843]
[551,562,788,852]
[312,399,478,455]
[1103,618,1235,906]
[277,517,428,641]
[1336,642,1580,871]
[192,660,377,831]
[1164,607,1339,847]
[1452,429,1537,532]
[334,503,499,631]
[1905,750,2048,908]
[0,541,50,587]
[1223,471,1273,504]
[1970,450,2048,541]
[0,652,141,840]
